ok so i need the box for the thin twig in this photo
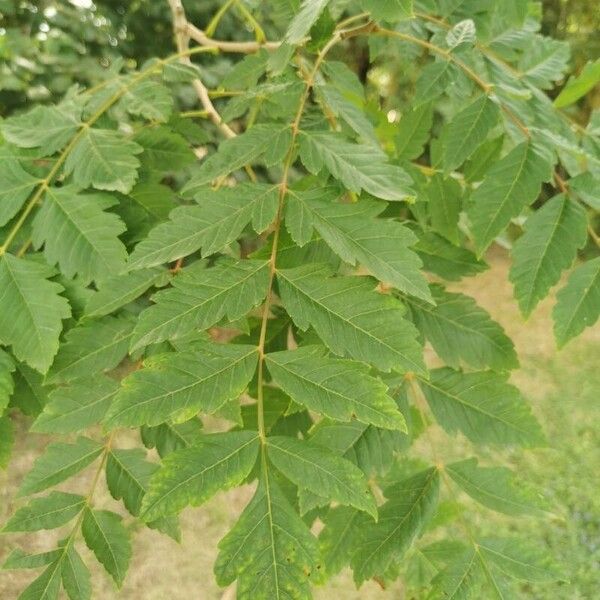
[168,0,236,139]
[187,22,279,53]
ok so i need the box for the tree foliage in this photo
[1,0,597,598]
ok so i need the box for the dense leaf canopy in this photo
[0,0,597,599]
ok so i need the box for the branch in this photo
[167,0,236,139]
[186,23,280,53]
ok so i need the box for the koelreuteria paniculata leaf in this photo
[0,0,594,598]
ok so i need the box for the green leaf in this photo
[0,348,15,413]
[104,343,257,428]
[11,362,49,416]
[162,61,202,83]
[406,285,518,371]
[360,0,413,22]
[318,506,362,577]
[140,418,203,458]
[17,560,62,600]
[3,491,85,532]
[426,174,462,244]
[277,265,425,374]
[443,95,500,170]
[467,142,551,254]
[267,435,377,517]
[413,230,488,281]
[552,257,600,347]
[477,538,562,583]
[446,19,476,49]
[2,105,80,155]
[64,128,143,194]
[287,191,432,300]
[317,84,378,146]
[464,135,504,183]
[130,259,269,351]
[299,131,415,201]
[81,508,131,587]
[419,369,545,447]
[0,415,13,469]
[134,127,195,172]
[140,431,259,521]
[395,103,433,160]
[3,549,62,570]
[32,375,119,434]
[555,58,600,108]
[0,159,40,226]
[520,36,570,89]
[32,186,127,283]
[429,547,483,599]
[18,437,103,496]
[128,184,278,269]
[106,448,156,516]
[0,254,71,373]
[182,125,289,194]
[446,458,546,516]
[569,172,600,211]
[266,346,406,430]
[46,316,134,384]
[121,78,174,122]
[309,417,409,477]
[285,0,330,44]
[510,194,588,317]
[351,467,440,583]
[124,181,178,236]
[214,468,321,598]
[84,267,169,318]
[415,61,455,106]
[61,545,92,600]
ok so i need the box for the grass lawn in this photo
[1,250,598,599]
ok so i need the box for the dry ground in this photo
[1,249,599,599]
